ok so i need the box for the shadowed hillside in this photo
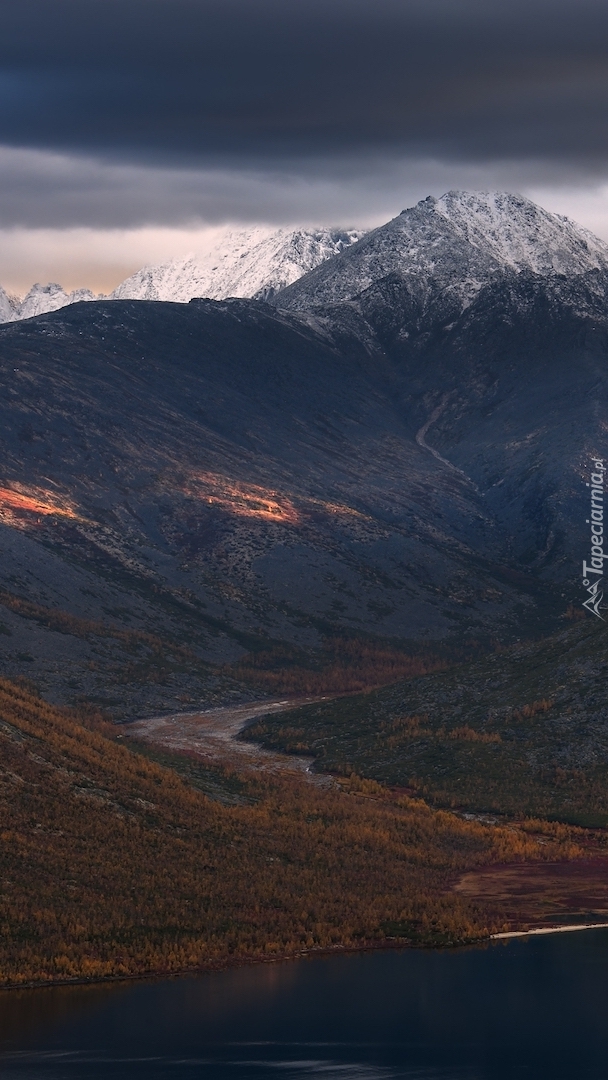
[0,274,603,713]
[0,194,607,714]
[246,616,608,824]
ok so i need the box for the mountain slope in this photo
[0,193,607,713]
[0,291,568,715]
[0,676,521,986]
[110,226,365,303]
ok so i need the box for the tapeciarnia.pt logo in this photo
[582,458,605,619]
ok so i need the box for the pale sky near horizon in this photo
[5,183,608,297]
[2,0,608,295]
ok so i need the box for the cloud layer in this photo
[2,0,608,167]
[2,0,608,287]
[5,144,593,232]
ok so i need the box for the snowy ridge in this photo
[0,284,16,323]
[0,282,99,324]
[0,227,365,323]
[110,227,365,303]
[279,191,608,313]
[18,283,99,320]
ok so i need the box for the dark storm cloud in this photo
[1,0,608,167]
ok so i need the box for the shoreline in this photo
[0,937,472,995]
[491,922,608,940]
[4,922,608,995]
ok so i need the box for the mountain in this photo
[2,192,605,327]
[0,228,364,324]
[278,191,608,575]
[0,282,99,323]
[279,190,608,314]
[10,190,597,325]
[0,191,606,718]
[0,284,17,322]
[0,297,522,716]
[110,226,365,303]
[18,282,99,319]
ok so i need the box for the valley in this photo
[246,616,608,825]
[1,191,608,988]
[2,676,577,988]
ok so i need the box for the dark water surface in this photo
[1,931,608,1079]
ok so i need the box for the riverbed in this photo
[124,696,333,780]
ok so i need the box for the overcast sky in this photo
[2,0,608,292]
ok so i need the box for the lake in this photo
[1,930,608,1079]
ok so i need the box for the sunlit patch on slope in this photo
[186,472,301,525]
[183,472,373,529]
[305,497,372,522]
[0,484,81,527]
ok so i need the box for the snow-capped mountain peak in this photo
[432,190,608,276]
[0,226,363,324]
[0,282,100,324]
[278,190,608,313]
[3,194,608,324]
[0,284,18,323]
[110,226,366,303]
[17,283,98,320]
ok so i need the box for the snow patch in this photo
[433,191,608,276]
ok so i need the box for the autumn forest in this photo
[0,676,589,988]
